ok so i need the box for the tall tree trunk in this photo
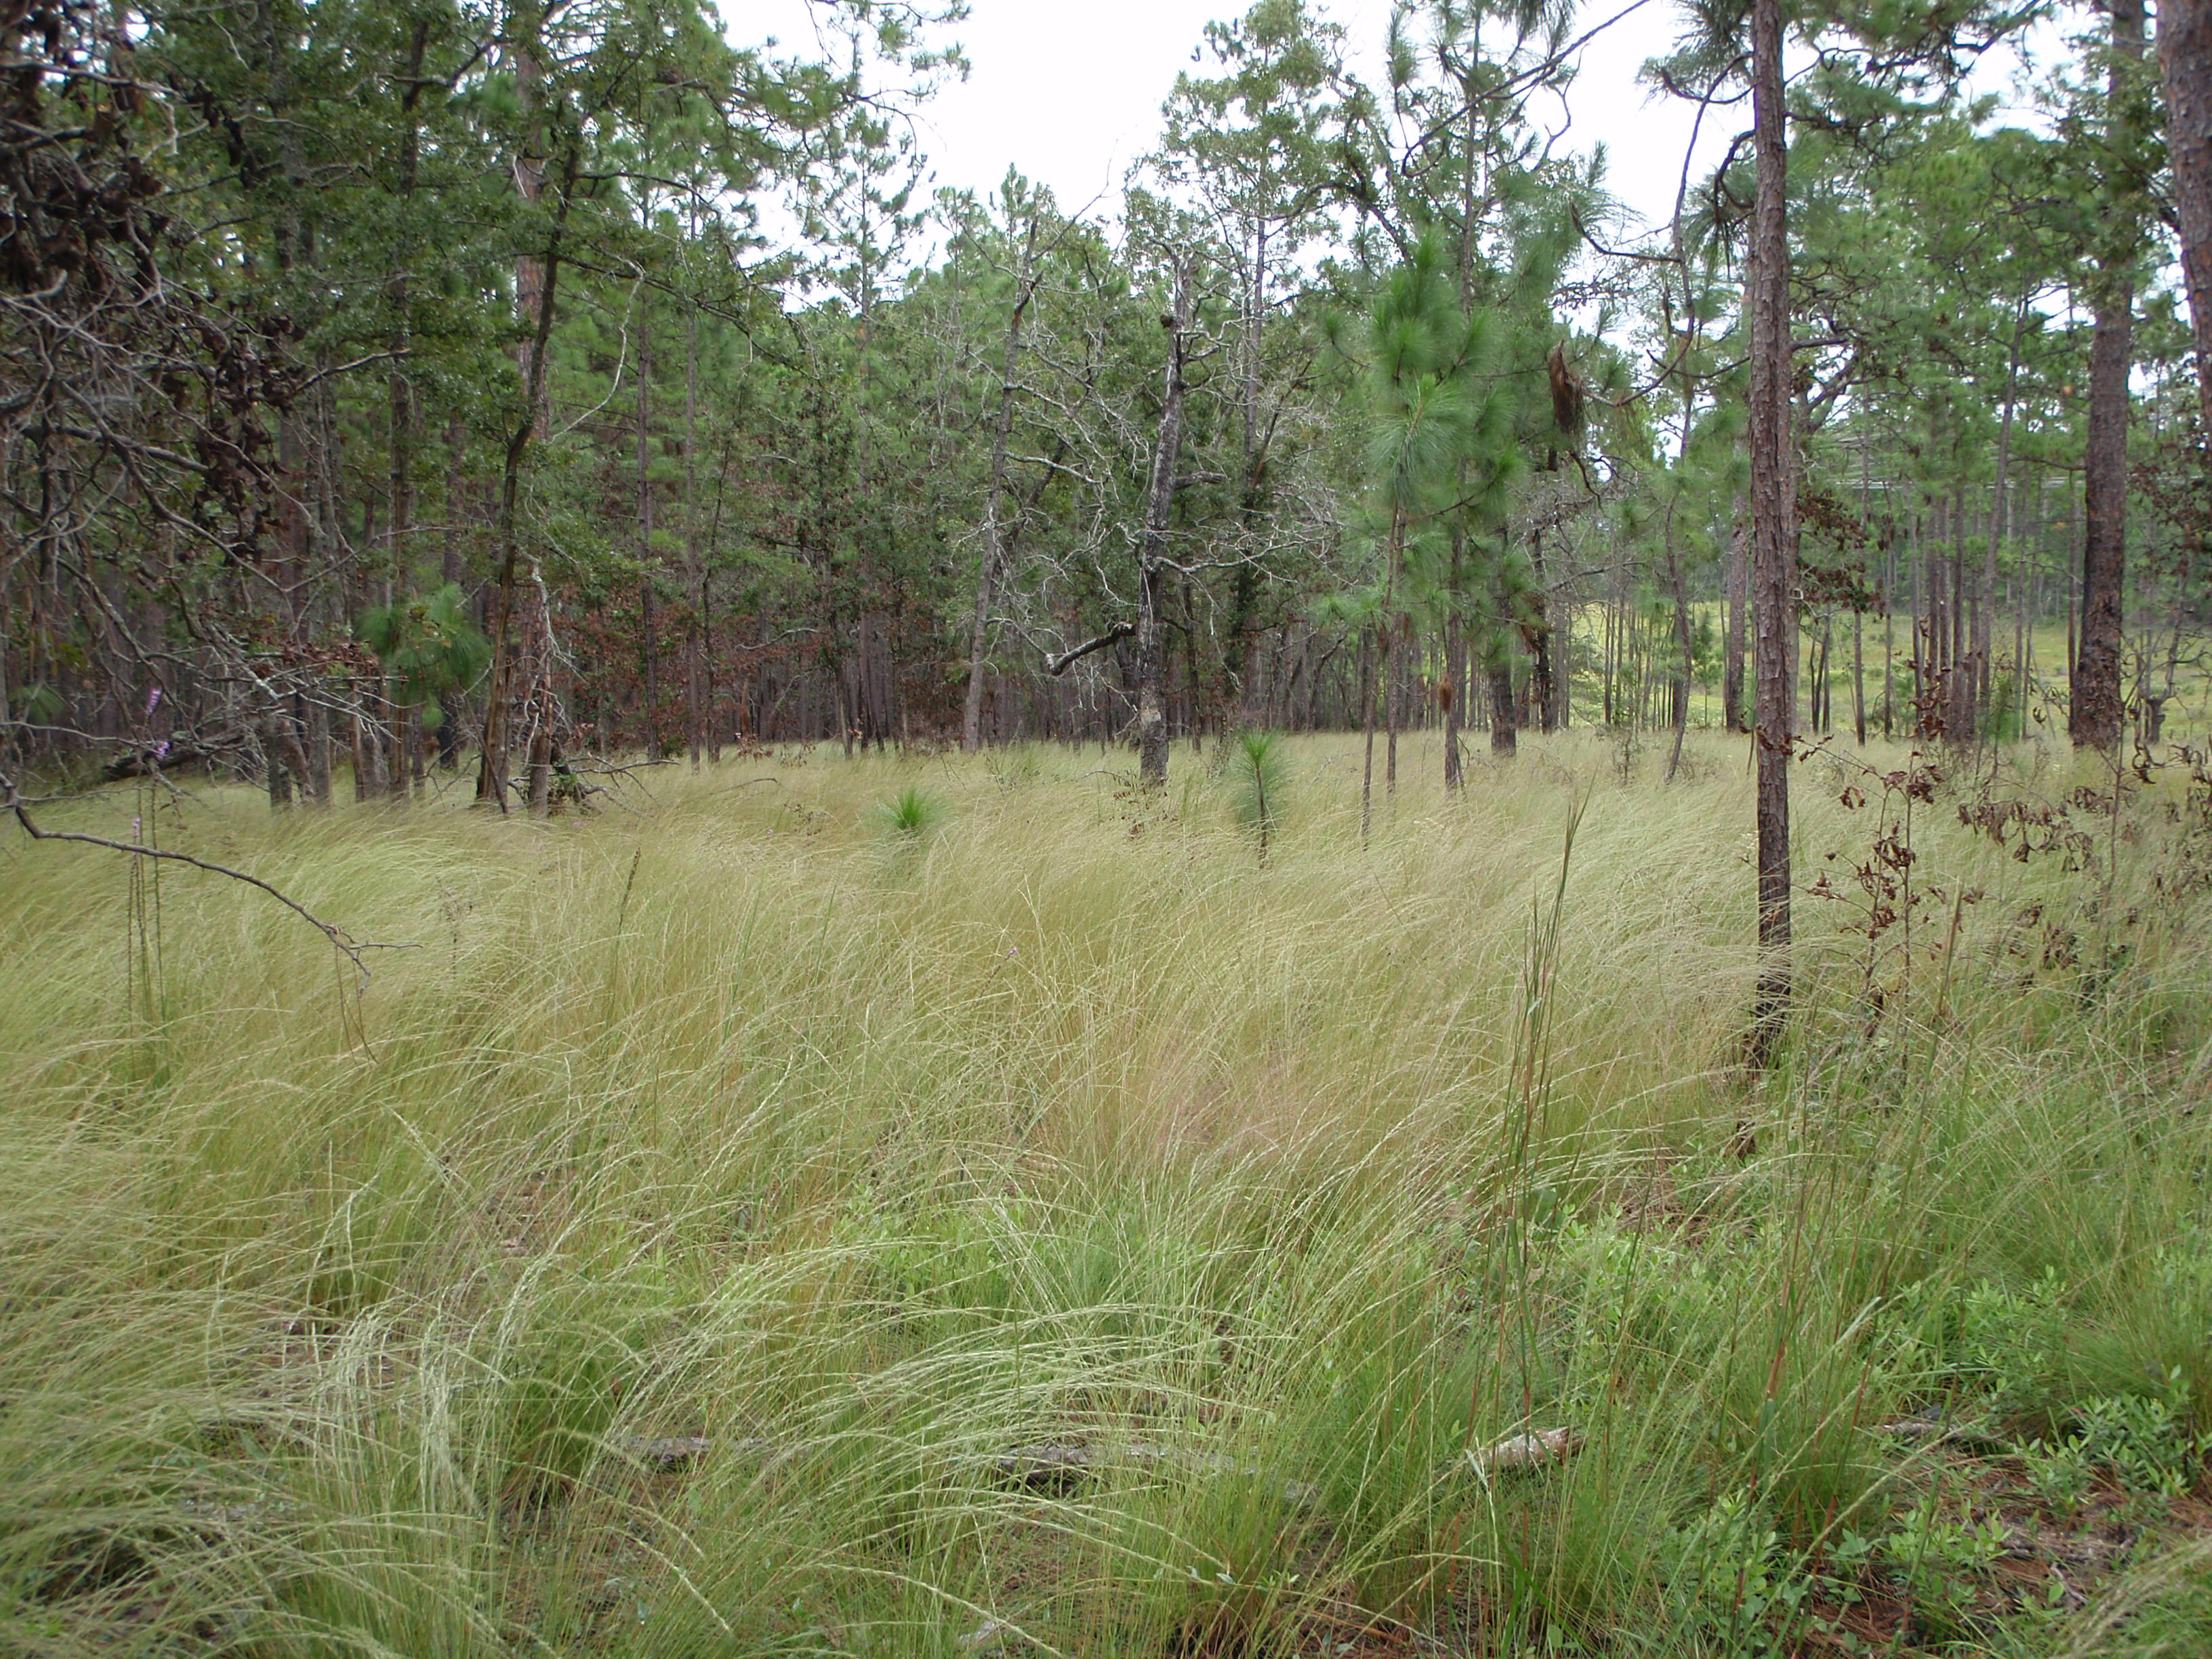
[638,331,659,756]
[477,18,563,810]
[2160,0,2212,442]
[685,298,703,769]
[379,17,429,802]
[2076,0,2145,752]
[1134,264,1191,790]
[1748,0,1796,1065]
[962,215,1041,752]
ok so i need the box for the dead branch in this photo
[1,766,394,985]
[1043,621,1134,676]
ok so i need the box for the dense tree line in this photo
[8,0,2203,792]
[3,0,2210,836]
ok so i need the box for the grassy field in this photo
[7,731,2212,1656]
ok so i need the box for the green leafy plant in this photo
[1659,1491,1807,1656]
[2018,1433,2094,1512]
[2068,1384,2211,1497]
[1879,1494,2009,1640]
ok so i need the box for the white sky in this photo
[730,0,2057,255]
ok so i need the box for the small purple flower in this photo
[153,739,170,759]
[144,685,163,715]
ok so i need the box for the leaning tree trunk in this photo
[2162,0,2212,442]
[1748,0,1797,1067]
[1133,264,1191,790]
[2076,0,2145,753]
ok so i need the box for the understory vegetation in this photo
[7,735,2212,1656]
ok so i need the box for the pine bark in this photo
[2075,0,2144,752]
[2161,0,2212,441]
[1748,0,1796,1064]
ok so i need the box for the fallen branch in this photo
[1,766,392,986]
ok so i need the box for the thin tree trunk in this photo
[1528,523,1557,733]
[1981,304,2024,738]
[1723,507,1748,731]
[1882,533,1894,738]
[1950,485,1973,739]
[962,216,1042,752]
[1748,0,1795,1067]
[1666,538,1693,782]
[1853,608,1866,745]
[637,330,659,756]
[476,18,565,810]
[1443,536,1465,790]
[1385,614,1400,792]
[1134,263,1191,789]
[1359,623,1377,842]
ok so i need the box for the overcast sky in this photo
[732,0,2054,254]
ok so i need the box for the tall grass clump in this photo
[3,731,2212,1656]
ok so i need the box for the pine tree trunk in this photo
[1488,661,1517,755]
[1853,608,1866,745]
[1748,0,1795,1066]
[2076,0,2144,752]
[2160,0,2212,442]
[638,333,659,756]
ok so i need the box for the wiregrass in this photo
[3,731,2211,1656]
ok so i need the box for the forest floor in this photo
[7,730,2212,1656]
